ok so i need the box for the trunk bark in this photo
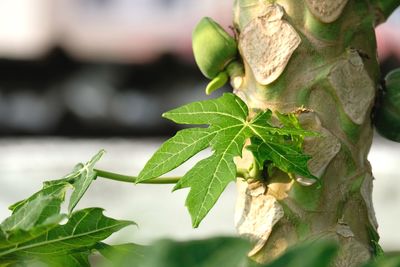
[232,1,398,266]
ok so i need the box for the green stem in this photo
[96,167,256,184]
[94,169,181,184]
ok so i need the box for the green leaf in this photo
[0,259,17,267]
[1,183,70,233]
[68,150,106,213]
[262,240,338,267]
[14,149,107,216]
[0,214,64,251]
[142,237,250,267]
[247,137,316,180]
[40,252,91,267]
[247,110,318,181]
[138,128,216,182]
[0,151,132,267]
[0,208,134,262]
[168,94,251,227]
[162,93,248,125]
[174,153,240,227]
[139,93,316,227]
[362,255,400,267]
[96,242,147,267]
[250,110,316,138]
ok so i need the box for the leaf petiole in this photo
[95,168,257,185]
[94,169,181,184]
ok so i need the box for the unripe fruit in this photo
[375,69,400,142]
[192,17,237,79]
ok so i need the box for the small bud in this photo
[205,71,228,95]
[192,17,237,79]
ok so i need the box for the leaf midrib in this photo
[166,111,245,124]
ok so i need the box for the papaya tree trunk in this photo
[232,1,399,266]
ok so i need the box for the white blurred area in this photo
[0,0,55,59]
[0,1,399,63]
[0,0,232,62]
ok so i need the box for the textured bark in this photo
[232,1,398,266]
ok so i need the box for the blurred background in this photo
[0,0,399,252]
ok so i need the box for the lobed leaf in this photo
[0,214,65,251]
[0,208,134,262]
[68,150,106,213]
[138,128,215,182]
[1,183,70,233]
[0,151,137,266]
[250,110,316,137]
[174,154,237,227]
[162,93,247,125]
[139,93,317,227]
[247,138,317,180]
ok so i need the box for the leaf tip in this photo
[172,182,182,192]
[191,215,202,228]
[161,112,173,121]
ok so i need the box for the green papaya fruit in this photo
[375,69,400,142]
[192,17,237,79]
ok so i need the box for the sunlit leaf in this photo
[68,150,106,213]
[0,208,134,263]
[1,183,70,233]
[138,93,316,227]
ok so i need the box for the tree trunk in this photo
[232,1,399,266]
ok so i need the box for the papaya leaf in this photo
[138,128,216,182]
[9,150,106,216]
[263,240,338,267]
[1,183,70,233]
[40,252,91,267]
[0,214,65,251]
[0,208,134,263]
[142,237,250,267]
[138,93,316,227]
[0,151,134,266]
[67,150,106,213]
[246,137,316,180]
[96,242,148,267]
